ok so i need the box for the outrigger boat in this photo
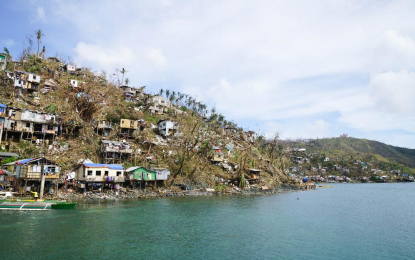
[0,192,76,211]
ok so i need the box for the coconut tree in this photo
[3,47,11,60]
[125,78,130,86]
[159,89,164,96]
[120,68,128,86]
[165,89,170,99]
[35,29,45,56]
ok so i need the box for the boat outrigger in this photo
[0,192,76,211]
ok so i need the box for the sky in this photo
[1,0,415,148]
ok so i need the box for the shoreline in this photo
[47,184,306,202]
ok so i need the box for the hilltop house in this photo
[147,95,171,114]
[75,163,125,190]
[101,140,133,164]
[120,85,144,102]
[158,120,179,137]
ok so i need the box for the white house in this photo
[151,167,171,181]
[27,73,41,83]
[76,163,125,183]
[70,79,78,88]
[158,120,179,137]
[67,64,76,72]
[14,78,26,88]
[152,95,171,108]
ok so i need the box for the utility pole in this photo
[40,164,45,199]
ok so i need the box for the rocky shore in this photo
[44,184,308,202]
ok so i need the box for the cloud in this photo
[370,70,415,115]
[30,7,47,23]
[2,39,14,47]
[21,0,415,147]
[144,47,167,69]
[74,42,135,72]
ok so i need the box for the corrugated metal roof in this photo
[83,163,124,170]
[0,103,7,108]
[0,152,19,157]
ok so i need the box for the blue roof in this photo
[16,158,36,165]
[0,103,6,108]
[83,163,124,170]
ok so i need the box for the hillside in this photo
[301,137,415,169]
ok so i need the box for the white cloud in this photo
[25,0,415,147]
[3,39,14,47]
[370,70,415,115]
[30,7,47,23]
[144,47,167,69]
[74,42,135,73]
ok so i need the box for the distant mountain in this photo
[305,137,415,169]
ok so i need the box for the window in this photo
[26,123,30,127]
[96,171,101,176]
[116,171,122,176]
[87,170,93,175]
[104,171,109,176]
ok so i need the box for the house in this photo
[151,167,171,181]
[13,157,60,193]
[97,120,112,136]
[211,146,224,163]
[324,157,330,162]
[248,168,261,182]
[147,95,171,114]
[101,140,133,164]
[120,119,145,137]
[158,120,179,137]
[120,85,144,101]
[43,78,59,91]
[2,108,61,142]
[47,57,60,63]
[152,95,171,108]
[70,79,79,88]
[126,166,156,182]
[66,64,76,73]
[14,78,26,88]
[0,53,6,71]
[76,163,125,187]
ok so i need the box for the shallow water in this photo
[1,183,414,259]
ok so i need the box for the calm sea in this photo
[1,183,415,260]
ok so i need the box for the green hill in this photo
[305,137,415,169]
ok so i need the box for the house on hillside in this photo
[75,163,125,190]
[120,85,144,102]
[120,118,145,137]
[96,120,112,136]
[3,108,61,142]
[158,120,179,137]
[101,140,133,164]
[151,167,171,181]
[210,146,224,163]
[13,157,60,193]
[147,95,171,114]
[248,168,261,182]
[0,53,7,71]
[126,166,156,182]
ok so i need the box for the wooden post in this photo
[40,165,45,199]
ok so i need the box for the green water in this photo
[1,183,415,259]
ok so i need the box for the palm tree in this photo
[159,89,164,96]
[165,89,170,100]
[35,29,45,56]
[3,47,11,60]
[120,68,128,86]
[125,78,130,86]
